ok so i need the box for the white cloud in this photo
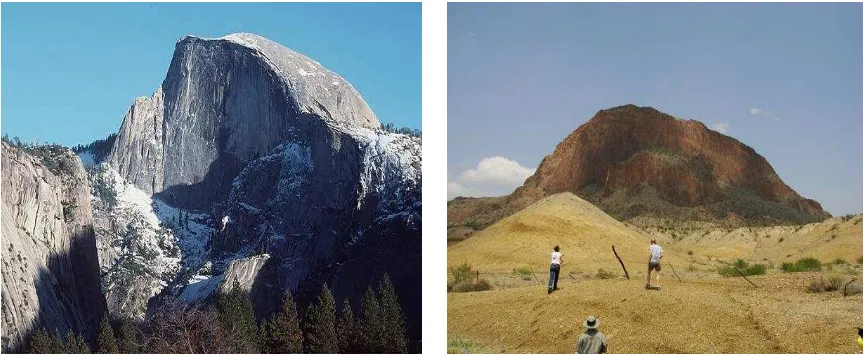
[748,107,780,122]
[448,156,535,199]
[709,122,730,134]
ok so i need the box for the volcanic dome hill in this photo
[448,105,830,238]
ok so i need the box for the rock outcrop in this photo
[99,33,421,345]
[450,105,829,232]
[1,143,106,352]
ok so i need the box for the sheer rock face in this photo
[107,33,381,208]
[1,143,106,352]
[107,87,165,195]
[101,33,421,344]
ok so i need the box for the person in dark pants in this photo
[548,245,563,294]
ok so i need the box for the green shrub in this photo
[512,267,532,281]
[718,260,766,277]
[449,263,473,284]
[782,258,823,272]
[447,336,488,354]
[744,264,766,276]
[448,263,492,293]
[448,279,492,293]
[595,268,617,279]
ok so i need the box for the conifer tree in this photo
[116,318,138,354]
[217,279,260,353]
[378,274,408,353]
[336,298,359,353]
[64,330,91,353]
[28,328,63,353]
[95,315,118,353]
[264,291,303,353]
[359,286,383,352]
[302,284,338,353]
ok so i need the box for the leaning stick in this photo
[734,267,758,288]
[668,262,683,282]
[529,266,542,285]
[612,245,630,279]
[843,279,857,297]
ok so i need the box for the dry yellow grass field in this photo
[447,192,863,353]
[448,272,862,353]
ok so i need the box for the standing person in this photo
[548,245,563,294]
[575,315,607,354]
[646,239,663,290]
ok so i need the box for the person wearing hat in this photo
[548,245,563,294]
[575,315,607,354]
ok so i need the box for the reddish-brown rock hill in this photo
[449,105,830,234]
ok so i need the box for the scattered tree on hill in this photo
[263,291,303,353]
[64,330,91,353]
[217,279,260,353]
[95,315,118,353]
[116,318,139,354]
[141,301,237,353]
[302,284,338,353]
[359,286,384,352]
[336,298,359,353]
[28,328,63,353]
[378,274,408,353]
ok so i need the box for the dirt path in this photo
[448,273,862,353]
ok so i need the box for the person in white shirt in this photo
[646,239,663,289]
[548,245,563,294]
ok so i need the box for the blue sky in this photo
[2,2,421,147]
[448,2,863,215]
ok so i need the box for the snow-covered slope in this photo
[89,163,211,318]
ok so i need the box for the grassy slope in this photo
[447,193,690,275]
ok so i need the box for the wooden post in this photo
[668,262,683,282]
[476,271,479,282]
[530,266,542,285]
[734,267,758,288]
[611,245,630,279]
[843,279,852,297]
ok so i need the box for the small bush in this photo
[858,256,863,264]
[782,258,823,273]
[447,336,488,354]
[687,250,694,256]
[808,274,845,293]
[718,260,766,277]
[595,268,617,279]
[448,263,492,293]
[448,280,492,293]
[744,264,766,276]
[449,263,473,284]
[778,237,784,243]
